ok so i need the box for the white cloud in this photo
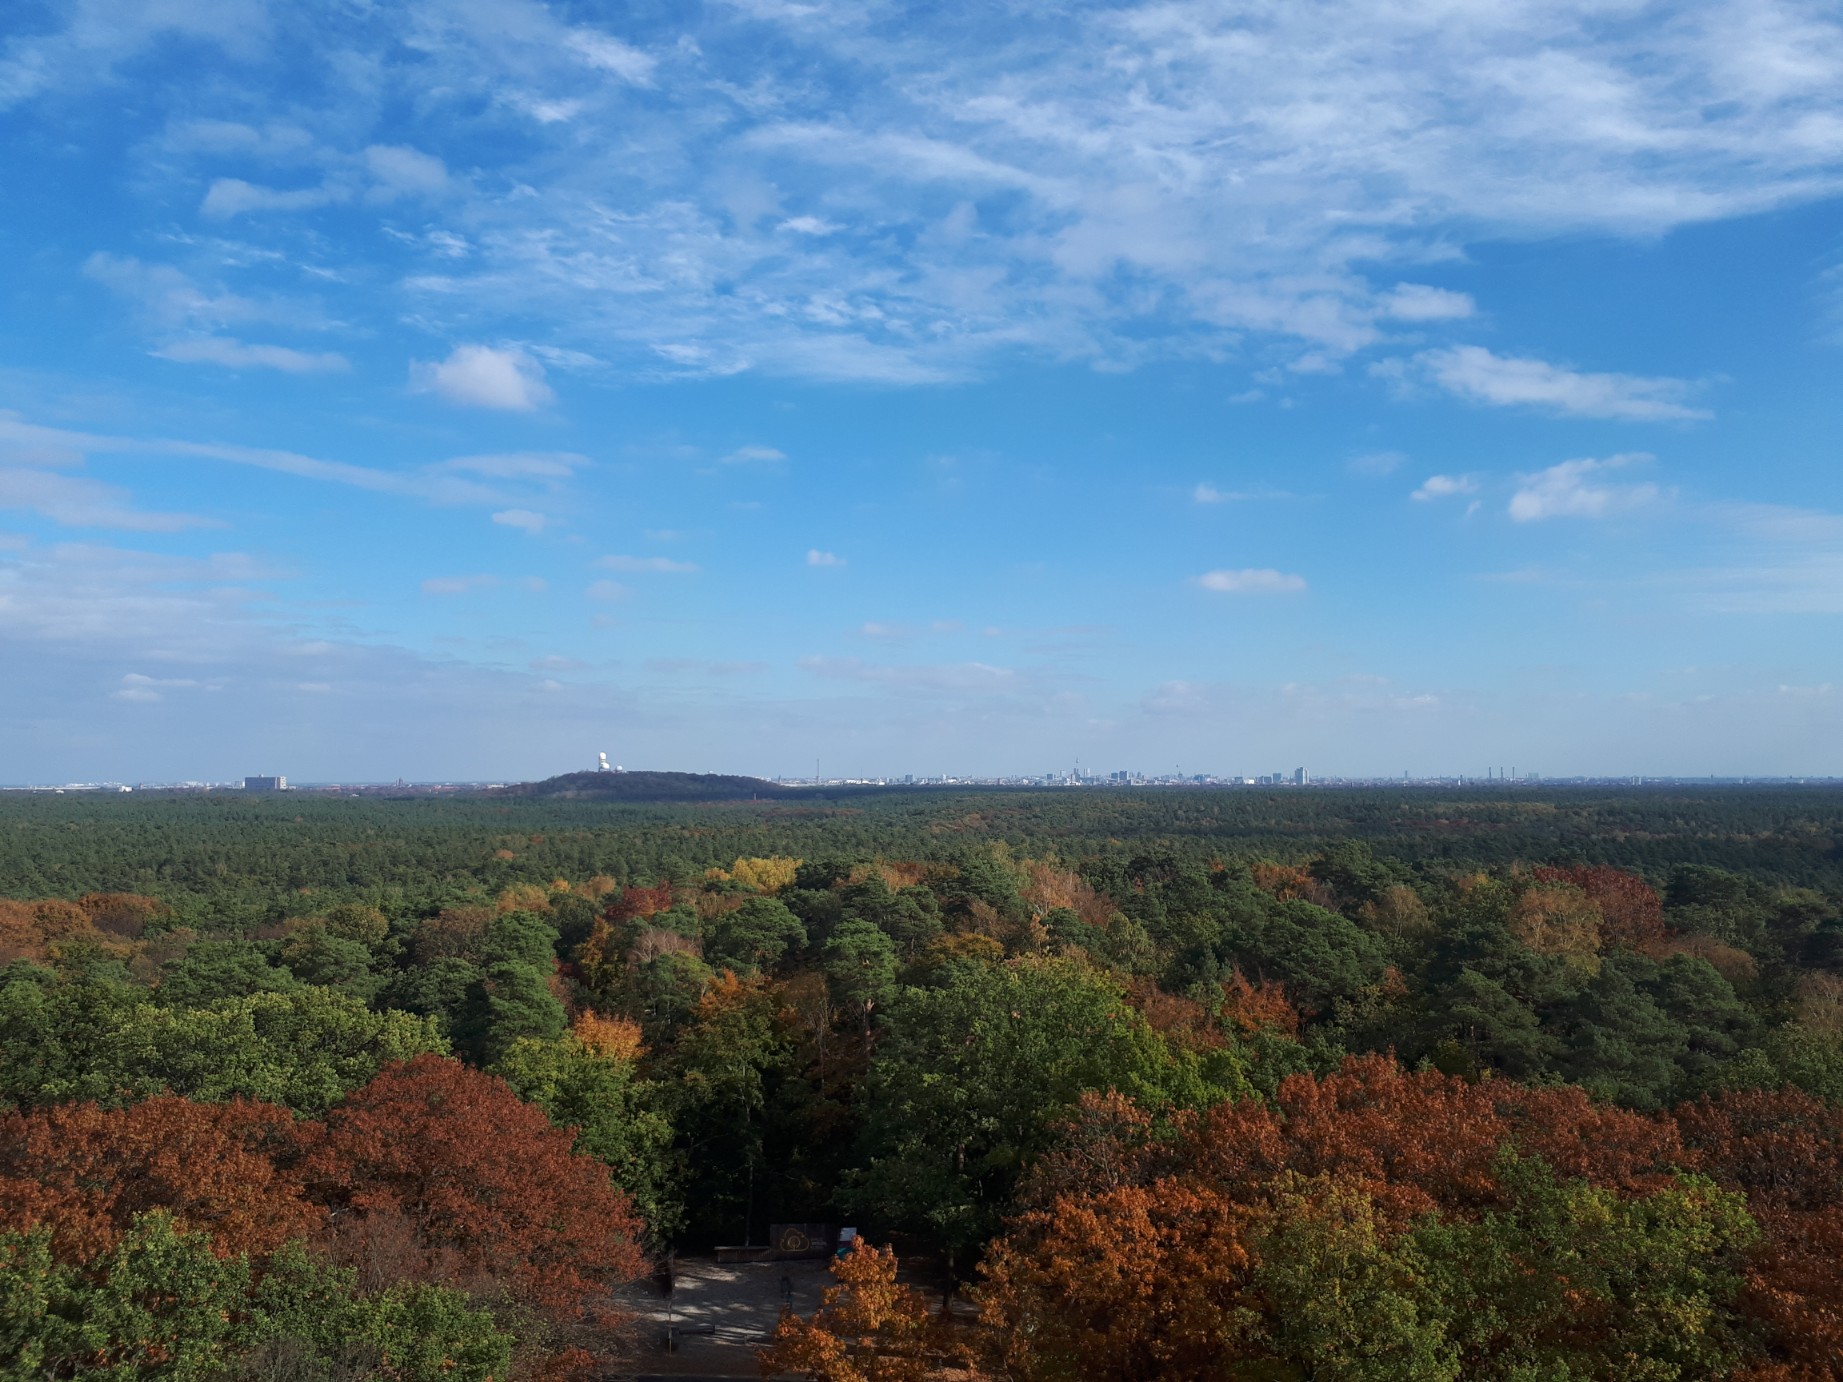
[411,345,555,411]
[1348,451,1405,477]
[0,462,214,532]
[491,509,547,535]
[15,0,1843,384]
[421,574,500,595]
[723,445,787,464]
[565,28,655,84]
[362,144,449,198]
[1412,474,1480,502]
[801,656,1020,692]
[0,413,564,511]
[1381,285,1475,321]
[807,549,845,567]
[111,671,213,703]
[201,177,346,218]
[586,579,632,601]
[1508,455,1661,521]
[778,216,838,235]
[1193,482,1254,504]
[436,452,587,480]
[596,554,699,573]
[646,658,767,676]
[82,254,292,333]
[154,337,349,373]
[1416,346,1710,421]
[1195,568,1308,594]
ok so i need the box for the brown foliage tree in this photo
[607,883,677,924]
[0,897,116,966]
[1508,884,1603,959]
[1220,969,1300,1037]
[1180,1055,1680,1222]
[0,1096,315,1261]
[977,1057,1693,1380]
[1247,861,1336,908]
[1677,1088,1843,1378]
[302,1054,648,1313]
[75,892,167,938]
[1532,864,1668,951]
[759,1238,974,1382]
[979,1181,1258,1381]
[410,905,494,964]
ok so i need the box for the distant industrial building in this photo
[243,775,287,792]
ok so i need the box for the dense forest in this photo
[4,783,1843,1379]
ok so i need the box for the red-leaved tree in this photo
[0,1095,315,1261]
[302,1054,648,1314]
[1531,864,1668,951]
[1678,1087,1843,1378]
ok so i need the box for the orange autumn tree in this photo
[758,1238,975,1382]
[302,1054,649,1315]
[1531,864,1669,952]
[1676,1087,1843,1378]
[975,1056,1724,1382]
[980,1178,1259,1379]
[0,1095,315,1261]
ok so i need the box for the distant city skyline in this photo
[2,3,1841,782]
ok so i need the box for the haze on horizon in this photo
[2,0,1841,785]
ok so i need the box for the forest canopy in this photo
[3,783,1842,1378]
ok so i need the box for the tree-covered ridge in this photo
[3,788,1843,1376]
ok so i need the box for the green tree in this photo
[279,927,380,1002]
[492,1033,679,1241]
[2,984,447,1115]
[822,919,897,1042]
[847,956,1188,1266]
[703,896,805,974]
[666,975,792,1242]
[156,940,299,1007]
[1256,1182,1458,1382]
[245,1242,512,1382]
[0,1213,248,1380]
[1413,1157,1756,1380]
[456,961,567,1065]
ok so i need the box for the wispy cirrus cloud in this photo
[596,554,699,573]
[1508,455,1661,521]
[491,509,547,535]
[17,0,1841,383]
[1412,474,1480,502]
[0,460,215,532]
[0,413,579,515]
[153,337,349,373]
[1195,568,1308,594]
[801,655,1021,694]
[722,445,786,465]
[1411,346,1711,422]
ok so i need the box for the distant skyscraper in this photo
[1294,767,1308,785]
[243,775,286,792]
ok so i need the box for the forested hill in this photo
[489,769,797,802]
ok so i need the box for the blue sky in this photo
[2,0,1842,783]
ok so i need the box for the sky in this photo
[2,0,1842,784]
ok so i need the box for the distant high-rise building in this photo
[244,775,287,792]
[1294,767,1308,785]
